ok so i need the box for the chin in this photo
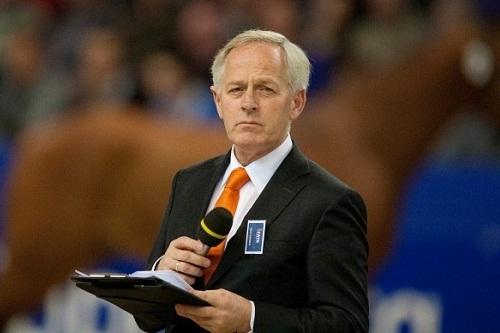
[232,133,262,146]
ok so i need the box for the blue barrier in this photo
[371,162,500,333]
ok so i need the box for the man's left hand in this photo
[175,289,252,333]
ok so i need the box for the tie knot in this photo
[225,167,250,191]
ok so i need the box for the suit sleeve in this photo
[134,172,181,332]
[253,190,369,332]
[145,171,180,269]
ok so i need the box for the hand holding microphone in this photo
[158,207,233,285]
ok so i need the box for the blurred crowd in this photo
[1,0,472,141]
[3,0,498,165]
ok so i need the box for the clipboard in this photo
[71,273,210,322]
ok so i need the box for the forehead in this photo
[223,42,286,80]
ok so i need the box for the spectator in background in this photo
[175,0,225,83]
[1,0,367,139]
[301,0,360,94]
[45,0,125,75]
[0,1,43,53]
[139,51,217,123]
[122,0,180,67]
[216,0,256,42]
[0,1,69,139]
[344,0,427,70]
[248,0,302,42]
[70,27,135,109]
[0,28,70,139]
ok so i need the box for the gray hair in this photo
[211,29,311,93]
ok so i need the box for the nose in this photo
[241,89,257,112]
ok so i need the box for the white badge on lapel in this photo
[245,220,266,254]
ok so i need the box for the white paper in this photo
[129,270,193,291]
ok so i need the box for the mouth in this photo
[237,121,261,127]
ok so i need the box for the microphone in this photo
[198,207,233,255]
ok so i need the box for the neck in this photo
[233,137,289,166]
[234,147,272,166]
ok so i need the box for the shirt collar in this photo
[227,134,293,194]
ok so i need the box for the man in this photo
[135,30,368,333]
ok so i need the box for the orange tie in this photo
[204,167,250,284]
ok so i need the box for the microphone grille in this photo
[198,207,233,247]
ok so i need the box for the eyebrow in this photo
[226,78,279,87]
[226,80,245,86]
[255,78,278,86]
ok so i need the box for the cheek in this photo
[262,115,290,139]
[217,99,238,118]
[272,106,294,126]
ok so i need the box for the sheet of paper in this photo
[129,270,193,291]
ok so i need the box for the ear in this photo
[210,86,223,119]
[289,89,306,121]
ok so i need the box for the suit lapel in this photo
[184,153,230,240]
[207,146,310,286]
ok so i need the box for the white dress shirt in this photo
[206,134,293,244]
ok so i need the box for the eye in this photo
[258,86,275,94]
[228,87,243,95]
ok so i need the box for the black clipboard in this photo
[71,274,209,322]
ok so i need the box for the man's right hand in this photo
[158,236,211,285]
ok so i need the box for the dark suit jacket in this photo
[135,145,369,332]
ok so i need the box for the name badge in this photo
[245,220,266,254]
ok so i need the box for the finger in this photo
[175,303,211,320]
[190,289,210,301]
[165,238,210,268]
[177,272,196,286]
[174,250,211,269]
[163,250,209,271]
[173,259,205,278]
[170,236,204,252]
[175,299,232,333]
[162,259,195,285]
